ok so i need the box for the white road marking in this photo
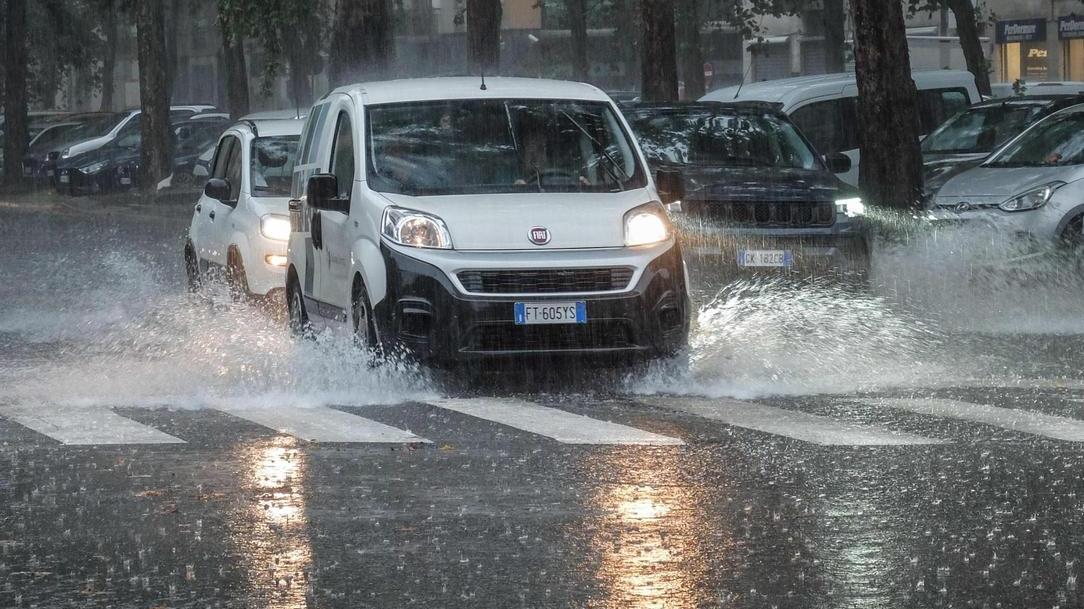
[429,398,684,445]
[644,397,942,446]
[217,405,429,443]
[860,397,1084,442]
[0,406,185,445]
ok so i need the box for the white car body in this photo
[931,104,1084,245]
[186,112,305,297]
[286,77,690,364]
[701,70,981,186]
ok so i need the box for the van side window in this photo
[305,104,331,165]
[224,138,243,201]
[298,104,325,164]
[791,98,860,155]
[211,136,236,179]
[919,88,970,134]
[330,112,355,200]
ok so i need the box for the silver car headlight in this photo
[260,214,292,241]
[624,202,671,247]
[999,182,1065,212]
[381,206,452,249]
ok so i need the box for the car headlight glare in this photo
[624,203,671,247]
[835,197,865,217]
[382,206,452,249]
[260,214,292,241]
[999,182,1065,212]
[80,160,108,174]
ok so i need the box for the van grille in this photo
[467,321,634,352]
[457,268,634,294]
[689,200,836,228]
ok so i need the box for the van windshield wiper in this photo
[559,110,629,187]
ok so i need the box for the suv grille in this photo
[457,268,634,294]
[467,321,634,352]
[690,200,836,228]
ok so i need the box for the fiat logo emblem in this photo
[528,226,551,245]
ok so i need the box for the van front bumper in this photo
[373,242,690,365]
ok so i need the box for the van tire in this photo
[226,248,249,302]
[184,241,201,292]
[352,276,378,354]
[286,272,311,338]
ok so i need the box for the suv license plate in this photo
[738,249,793,268]
[514,301,587,325]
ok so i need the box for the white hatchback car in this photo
[286,77,691,365]
[931,103,1084,249]
[184,112,304,301]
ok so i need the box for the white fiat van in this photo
[285,77,690,365]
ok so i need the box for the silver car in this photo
[930,103,1084,249]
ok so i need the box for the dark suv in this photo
[623,102,869,284]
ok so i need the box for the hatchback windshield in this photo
[366,99,645,195]
[63,113,125,142]
[29,124,79,152]
[250,135,299,197]
[922,102,1049,154]
[626,108,820,170]
[986,110,1084,167]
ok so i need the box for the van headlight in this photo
[260,214,292,241]
[624,203,671,247]
[999,182,1064,212]
[835,197,865,217]
[382,206,452,249]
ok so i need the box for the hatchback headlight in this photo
[80,160,108,174]
[61,147,72,159]
[624,203,671,247]
[260,214,292,241]
[999,182,1065,212]
[382,206,452,249]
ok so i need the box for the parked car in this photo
[117,113,231,190]
[624,101,869,281]
[922,94,1084,194]
[184,112,303,301]
[285,77,690,366]
[930,103,1084,251]
[22,120,87,181]
[702,70,981,185]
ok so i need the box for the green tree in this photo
[909,0,992,97]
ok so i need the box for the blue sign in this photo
[996,19,1047,44]
[1059,15,1084,40]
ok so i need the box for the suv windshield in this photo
[922,102,1049,154]
[250,135,300,197]
[626,108,819,170]
[986,111,1084,167]
[366,99,646,195]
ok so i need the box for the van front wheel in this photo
[352,277,378,354]
[286,277,311,338]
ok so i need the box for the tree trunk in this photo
[220,22,250,119]
[329,0,394,86]
[821,0,846,73]
[136,0,174,192]
[466,0,501,74]
[851,0,924,210]
[640,0,678,102]
[676,0,704,99]
[99,0,119,111]
[4,0,29,186]
[946,0,991,97]
[611,0,639,89]
[567,0,589,81]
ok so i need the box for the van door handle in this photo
[195,203,202,213]
[209,210,215,221]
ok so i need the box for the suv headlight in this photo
[999,182,1065,212]
[624,202,671,247]
[260,214,291,241]
[835,197,865,217]
[382,206,452,249]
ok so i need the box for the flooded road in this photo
[3,196,1084,608]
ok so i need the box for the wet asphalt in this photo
[3,196,1084,608]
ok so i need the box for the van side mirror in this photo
[656,168,685,210]
[307,173,346,212]
[204,177,231,202]
[824,153,851,174]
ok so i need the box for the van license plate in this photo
[514,301,587,325]
[737,249,793,268]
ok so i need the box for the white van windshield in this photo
[366,99,646,195]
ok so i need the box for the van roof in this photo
[329,77,611,105]
[701,70,977,109]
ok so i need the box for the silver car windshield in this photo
[922,103,1047,155]
[366,99,646,195]
[986,111,1084,167]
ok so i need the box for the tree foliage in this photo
[217,0,326,96]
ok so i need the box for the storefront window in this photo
[1067,39,1084,80]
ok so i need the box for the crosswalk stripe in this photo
[0,406,186,445]
[429,398,684,445]
[643,397,943,446]
[216,405,429,443]
[858,397,1084,441]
